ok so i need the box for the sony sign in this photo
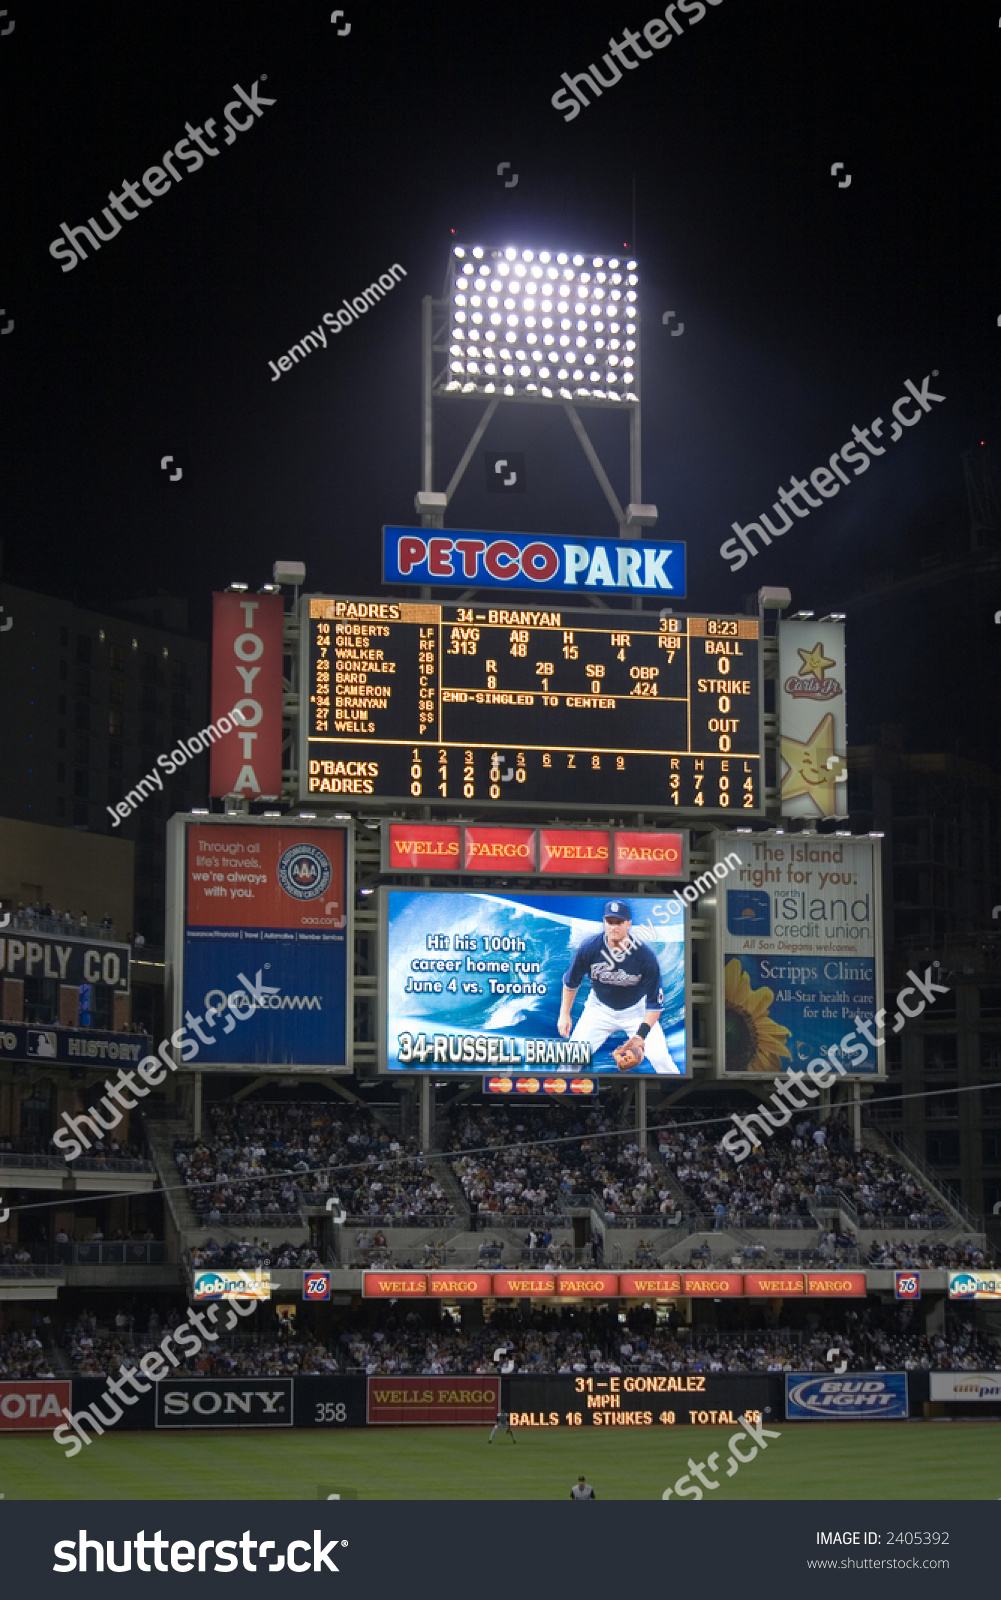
[155,1378,293,1428]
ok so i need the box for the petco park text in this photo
[382,527,686,598]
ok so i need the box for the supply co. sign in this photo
[383,527,686,598]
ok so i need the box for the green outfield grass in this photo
[0,1423,997,1499]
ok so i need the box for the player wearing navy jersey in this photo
[557,900,680,1074]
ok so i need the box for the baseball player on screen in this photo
[557,900,680,1074]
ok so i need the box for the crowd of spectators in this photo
[442,1102,676,1221]
[0,1328,56,1378]
[8,904,117,940]
[24,1301,999,1377]
[174,1103,453,1225]
[309,1310,1001,1377]
[188,1236,320,1272]
[867,1239,990,1269]
[656,1109,951,1227]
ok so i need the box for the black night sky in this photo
[2,1,999,754]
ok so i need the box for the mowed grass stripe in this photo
[0,1424,996,1500]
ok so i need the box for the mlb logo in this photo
[304,1270,331,1302]
[727,890,771,937]
[894,1272,920,1300]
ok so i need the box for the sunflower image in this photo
[724,958,793,1073]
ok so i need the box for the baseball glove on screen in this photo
[613,1036,646,1072]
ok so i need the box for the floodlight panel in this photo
[441,244,640,406]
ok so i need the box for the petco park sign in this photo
[383,527,686,598]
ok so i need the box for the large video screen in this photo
[302,597,763,814]
[380,888,688,1075]
[168,817,351,1069]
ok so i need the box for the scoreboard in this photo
[302,597,763,814]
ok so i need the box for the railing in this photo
[344,1211,458,1228]
[0,1149,153,1174]
[41,1242,168,1266]
[881,1131,982,1231]
[0,1261,66,1279]
[194,1209,306,1230]
[3,913,120,942]
[470,1211,565,1230]
[773,1246,862,1266]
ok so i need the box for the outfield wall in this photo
[5,1372,968,1434]
[0,1373,829,1432]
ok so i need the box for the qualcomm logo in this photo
[205,991,323,1014]
[788,1378,900,1413]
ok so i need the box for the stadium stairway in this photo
[426,1153,472,1226]
[861,1127,979,1233]
[145,1116,312,1250]
[144,1118,200,1233]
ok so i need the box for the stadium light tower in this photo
[415,243,657,537]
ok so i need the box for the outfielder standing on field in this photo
[557,900,680,1075]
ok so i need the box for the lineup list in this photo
[304,599,762,811]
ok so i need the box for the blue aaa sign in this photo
[383,527,686,598]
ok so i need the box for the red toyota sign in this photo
[210,591,284,799]
[0,1380,70,1429]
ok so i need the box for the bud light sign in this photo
[785,1374,908,1420]
[383,527,686,598]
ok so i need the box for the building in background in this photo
[850,730,1001,1233]
[0,580,208,940]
